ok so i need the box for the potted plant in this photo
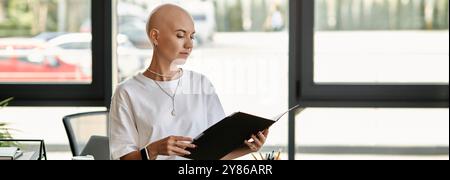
[0,97,15,147]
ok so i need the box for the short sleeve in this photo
[109,88,139,160]
[203,78,226,127]
[207,92,226,127]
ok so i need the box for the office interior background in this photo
[0,0,448,160]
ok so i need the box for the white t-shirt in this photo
[109,70,226,160]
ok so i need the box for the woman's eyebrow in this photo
[175,29,187,33]
[175,29,195,34]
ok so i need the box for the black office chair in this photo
[63,111,110,160]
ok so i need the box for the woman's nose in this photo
[184,38,194,49]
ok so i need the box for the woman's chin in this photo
[170,58,187,66]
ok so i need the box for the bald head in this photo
[146,4,194,39]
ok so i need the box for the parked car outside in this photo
[46,33,150,79]
[0,38,89,83]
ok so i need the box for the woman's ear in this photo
[150,28,160,47]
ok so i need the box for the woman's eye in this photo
[177,34,184,38]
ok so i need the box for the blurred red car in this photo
[0,38,90,83]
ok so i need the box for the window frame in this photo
[0,0,112,107]
[288,0,449,160]
[290,0,448,108]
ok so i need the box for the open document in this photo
[185,105,303,160]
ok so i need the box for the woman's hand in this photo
[220,129,270,160]
[147,136,196,159]
[244,129,269,153]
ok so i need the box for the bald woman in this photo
[109,4,268,160]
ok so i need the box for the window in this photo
[0,0,112,106]
[314,0,449,84]
[0,0,92,84]
[1,106,106,159]
[290,0,449,108]
[295,108,449,160]
[289,0,449,160]
[58,42,91,50]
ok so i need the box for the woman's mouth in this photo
[179,52,190,58]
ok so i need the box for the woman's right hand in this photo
[147,136,196,158]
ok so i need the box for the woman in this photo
[109,4,268,160]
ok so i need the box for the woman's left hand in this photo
[244,129,269,152]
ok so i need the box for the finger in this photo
[252,135,263,147]
[170,146,191,156]
[174,136,193,142]
[175,141,196,149]
[263,129,269,136]
[244,140,257,151]
[166,147,189,156]
[257,131,267,143]
[167,151,185,157]
[246,137,255,142]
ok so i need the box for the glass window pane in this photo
[116,0,289,159]
[295,108,449,160]
[314,0,449,84]
[0,0,92,84]
[1,106,106,160]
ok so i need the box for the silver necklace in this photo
[147,68,181,78]
[152,69,183,117]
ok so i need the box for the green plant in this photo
[0,97,15,147]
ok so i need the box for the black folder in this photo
[184,105,301,160]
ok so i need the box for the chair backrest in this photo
[63,111,110,159]
[80,135,110,160]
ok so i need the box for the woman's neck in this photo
[144,55,182,81]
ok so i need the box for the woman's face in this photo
[155,15,195,65]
